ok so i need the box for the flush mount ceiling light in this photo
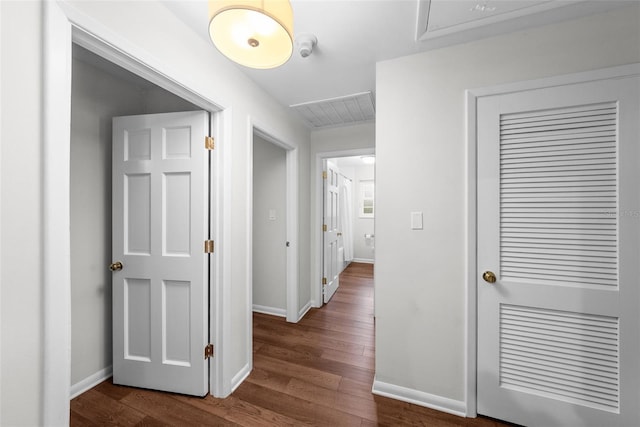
[208,0,294,69]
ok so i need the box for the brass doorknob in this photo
[482,271,497,283]
[109,261,123,272]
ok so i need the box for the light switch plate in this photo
[411,211,423,230]
[269,209,276,220]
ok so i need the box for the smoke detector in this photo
[295,33,317,58]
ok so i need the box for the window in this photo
[359,180,374,218]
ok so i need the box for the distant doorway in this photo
[249,127,299,323]
[320,154,375,304]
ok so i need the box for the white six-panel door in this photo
[112,111,210,396]
[477,76,640,426]
[323,160,340,303]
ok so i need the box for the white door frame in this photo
[312,148,374,307]
[248,122,299,323]
[465,63,640,418]
[42,2,232,422]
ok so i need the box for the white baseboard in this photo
[297,301,312,321]
[371,377,466,417]
[230,362,252,393]
[352,258,374,264]
[70,366,113,399]
[252,304,286,317]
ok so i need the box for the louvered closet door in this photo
[477,75,640,427]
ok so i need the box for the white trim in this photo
[212,107,233,398]
[471,63,640,98]
[0,1,2,415]
[297,301,312,321]
[69,367,113,400]
[464,89,478,418]
[252,305,287,317]
[43,2,72,424]
[465,63,640,418]
[372,378,466,417]
[249,121,300,324]
[245,119,255,394]
[352,258,374,264]
[313,148,375,307]
[285,147,299,323]
[230,362,252,393]
[43,2,231,414]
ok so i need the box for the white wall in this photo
[252,135,287,314]
[70,51,200,389]
[1,1,311,422]
[310,123,375,305]
[0,2,44,425]
[375,4,640,409]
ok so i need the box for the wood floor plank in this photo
[70,389,146,426]
[253,354,342,390]
[233,381,363,426]
[119,389,237,426]
[321,347,375,370]
[255,339,375,384]
[93,379,135,401]
[172,394,306,427]
[133,416,173,427]
[70,410,97,427]
[70,262,511,427]
[284,377,381,422]
[298,316,374,338]
[241,366,291,393]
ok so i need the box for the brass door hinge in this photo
[323,224,327,232]
[205,136,215,150]
[322,277,327,285]
[204,343,214,359]
[322,171,327,179]
[204,240,215,253]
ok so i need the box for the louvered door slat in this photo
[501,134,616,148]
[501,118,615,134]
[500,341,619,368]
[501,109,616,124]
[500,102,618,289]
[499,304,620,412]
[501,104,616,121]
[500,347,619,373]
[502,149,616,162]
[502,215,615,224]
[501,352,618,380]
[501,126,616,140]
[502,257,615,269]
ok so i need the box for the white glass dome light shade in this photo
[209,0,294,69]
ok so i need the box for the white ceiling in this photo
[162,0,628,126]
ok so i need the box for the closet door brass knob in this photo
[482,271,497,284]
[109,261,123,272]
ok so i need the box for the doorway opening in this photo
[68,41,223,398]
[249,127,299,324]
[316,151,375,306]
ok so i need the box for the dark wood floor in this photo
[71,262,508,426]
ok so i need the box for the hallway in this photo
[71,263,508,426]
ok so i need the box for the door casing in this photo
[42,4,231,422]
[465,63,640,417]
[248,124,299,324]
